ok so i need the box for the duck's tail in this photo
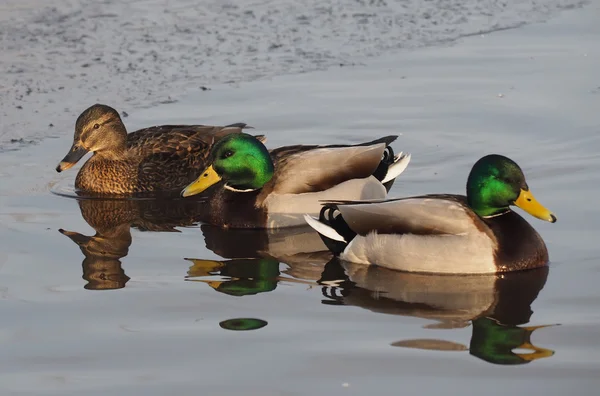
[382,150,412,184]
[304,204,357,255]
[371,144,411,191]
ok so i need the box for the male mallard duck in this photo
[55,104,258,195]
[181,133,411,228]
[304,154,556,274]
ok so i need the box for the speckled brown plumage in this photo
[58,104,259,196]
[74,124,251,195]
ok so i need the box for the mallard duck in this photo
[180,133,411,228]
[55,104,259,195]
[304,154,556,274]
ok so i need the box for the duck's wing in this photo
[329,194,490,236]
[264,136,398,195]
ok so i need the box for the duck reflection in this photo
[185,224,332,296]
[59,198,206,290]
[320,260,556,365]
[183,223,556,362]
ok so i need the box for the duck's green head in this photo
[182,133,274,197]
[466,154,556,223]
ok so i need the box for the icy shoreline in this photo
[0,0,587,146]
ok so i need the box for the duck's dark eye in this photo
[222,150,234,159]
[93,123,100,129]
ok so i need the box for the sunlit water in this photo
[1,4,599,396]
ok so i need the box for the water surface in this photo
[1,4,599,395]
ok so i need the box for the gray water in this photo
[1,1,600,395]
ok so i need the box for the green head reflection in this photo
[219,318,268,331]
[469,317,556,365]
[391,318,557,365]
[186,258,281,297]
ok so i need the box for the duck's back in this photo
[127,125,227,193]
[128,124,245,170]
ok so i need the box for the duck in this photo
[55,104,259,195]
[304,154,557,274]
[180,133,411,228]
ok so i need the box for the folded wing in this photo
[267,142,390,195]
[334,195,488,236]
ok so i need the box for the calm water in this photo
[1,4,600,396]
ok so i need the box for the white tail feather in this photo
[303,214,346,242]
[382,152,411,184]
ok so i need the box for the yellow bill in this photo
[185,259,225,277]
[514,341,555,362]
[514,189,557,223]
[181,165,222,197]
[207,280,224,290]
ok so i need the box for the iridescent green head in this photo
[182,133,274,196]
[466,154,556,222]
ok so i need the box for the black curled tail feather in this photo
[372,145,395,183]
[316,204,356,255]
[319,205,356,242]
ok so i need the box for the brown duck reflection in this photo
[320,260,556,365]
[59,198,206,290]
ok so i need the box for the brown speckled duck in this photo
[55,104,258,195]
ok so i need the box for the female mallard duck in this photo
[304,154,557,274]
[55,104,258,195]
[180,133,411,228]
